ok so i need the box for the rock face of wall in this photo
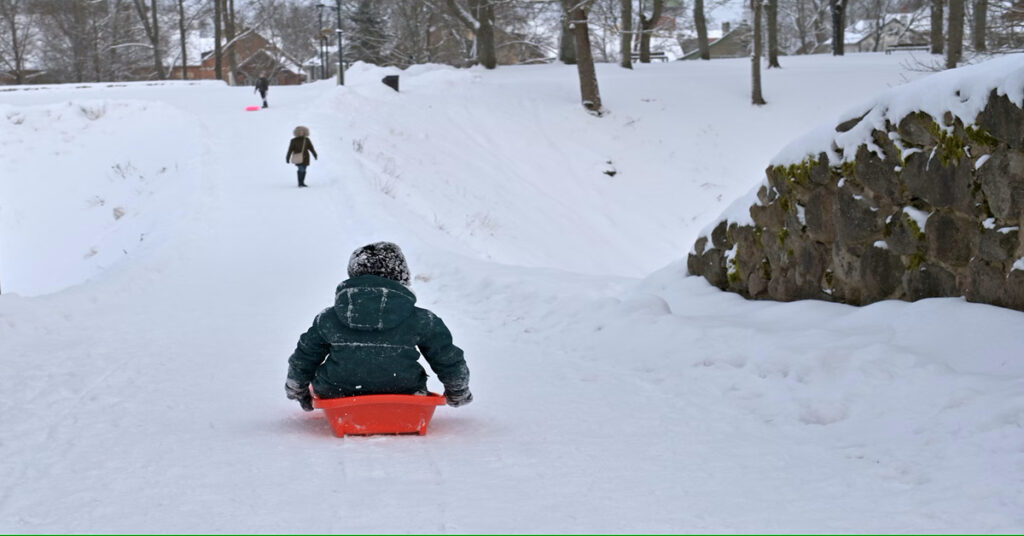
[687,86,1024,311]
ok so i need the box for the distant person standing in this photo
[254,72,270,108]
[286,126,317,188]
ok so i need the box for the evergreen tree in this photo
[349,0,387,65]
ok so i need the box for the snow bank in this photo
[0,99,202,296]
[773,54,1024,167]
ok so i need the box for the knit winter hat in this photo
[293,125,309,137]
[347,242,411,286]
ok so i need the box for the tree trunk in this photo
[445,0,496,69]
[568,2,601,113]
[560,10,577,64]
[71,1,87,82]
[132,0,163,79]
[177,0,187,79]
[694,0,710,59]
[972,0,986,51]
[474,0,496,69]
[620,0,632,67]
[151,0,162,78]
[638,0,663,63]
[214,0,223,81]
[871,12,884,52]
[751,0,766,105]
[105,0,122,80]
[225,0,237,85]
[946,0,963,68]
[830,0,845,56]
[767,0,780,67]
[930,0,943,54]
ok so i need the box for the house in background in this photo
[168,31,306,85]
[817,8,931,53]
[680,21,752,60]
[847,11,930,52]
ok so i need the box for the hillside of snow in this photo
[1,54,1023,532]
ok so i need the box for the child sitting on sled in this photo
[285,242,472,411]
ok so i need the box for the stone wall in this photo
[687,88,1024,311]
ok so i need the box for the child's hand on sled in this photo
[285,379,315,412]
[444,387,473,408]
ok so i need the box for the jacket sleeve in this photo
[417,310,470,392]
[287,314,331,387]
[285,139,293,162]
[307,139,318,159]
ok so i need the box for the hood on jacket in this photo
[333,275,416,331]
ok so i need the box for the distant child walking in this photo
[254,72,270,108]
[286,126,317,188]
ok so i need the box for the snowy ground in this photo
[1,53,1023,533]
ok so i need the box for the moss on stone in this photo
[965,125,1000,148]
[904,213,925,240]
[906,250,926,271]
[778,159,815,187]
[841,160,857,179]
[727,256,741,285]
[777,227,789,247]
[927,120,967,166]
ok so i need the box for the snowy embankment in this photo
[698,53,1024,240]
[1,55,1023,532]
[0,97,202,295]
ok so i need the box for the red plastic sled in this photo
[312,393,445,437]
[244,105,260,111]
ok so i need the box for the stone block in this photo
[904,262,958,300]
[976,90,1024,149]
[926,211,979,267]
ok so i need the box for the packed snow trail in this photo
[1,57,1024,532]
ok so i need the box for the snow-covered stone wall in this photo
[687,55,1024,311]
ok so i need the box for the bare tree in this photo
[385,0,444,66]
[767,0,780,66]
[751,0,766,104]
[619,0,631,67]
[445,0,497,68]
[947,0,963,67]
[784,0,832,53]
[637,0,663,62]
[223,0,238,84]
[563,0,601,113]
[930,0,943,54]
[830,0,846,55]
[972,0,986,50]
[558,5,576,63]
[214,0,223,80]
[34,0,103,82]
[694,0,710,59]
[176,0,187,78]
[0,0,34,83]
[132,0,164,79]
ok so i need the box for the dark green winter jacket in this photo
[287,275,469,398]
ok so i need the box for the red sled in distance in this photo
[312,392,445,437]
[244,105,260,111]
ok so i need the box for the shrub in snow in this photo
[688,55,1024,312]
